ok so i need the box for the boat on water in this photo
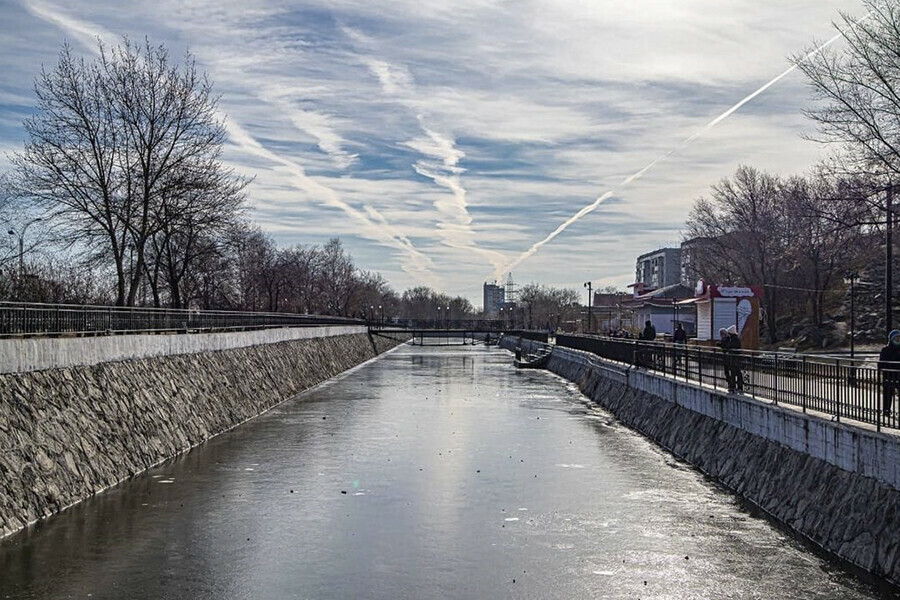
[514,347,552,369]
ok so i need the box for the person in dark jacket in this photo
[879,329,900,417]
[637,320,657,368]
[718,325,743,392]
[673,322,687,374]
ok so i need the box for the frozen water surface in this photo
[0,344,894,599]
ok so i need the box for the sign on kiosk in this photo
[686,281,763,349]
[717,286,754,298]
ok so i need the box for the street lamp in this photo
[437,306,442,329]
[7,216,42,299]
[379,304,383,327]
[887,185,894,333]
[584,281,592,333]
[446,305,451,329]
[672,297,678,337]
[844,272,860,360]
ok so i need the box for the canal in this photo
[0,344,892,599]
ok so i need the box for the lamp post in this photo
[437,306,441,329]
[845,272,859,359]
[672,297,678,336]
[583,281,592,333]
[446,305,451,329]
[887,185,894,333]
[379,304,383,327]
[7,217,42,299]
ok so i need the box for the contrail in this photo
[497,18,867,278]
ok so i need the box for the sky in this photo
[0,0,865,304]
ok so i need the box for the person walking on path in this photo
[879,329,900,417]
[719,325,743,393]
[638,320,657,368]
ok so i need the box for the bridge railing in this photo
[380,320,549,342]
[0,301,364,337]
[555,333,899,431]
[387,319,510,331]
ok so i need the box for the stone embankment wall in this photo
[0,329,404,539]
[502,336,900,585]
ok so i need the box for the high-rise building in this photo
[483,281,505,317]
[635,247,682,290]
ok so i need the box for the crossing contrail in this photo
[497,18,867,278]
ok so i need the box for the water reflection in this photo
[0,344,893,599]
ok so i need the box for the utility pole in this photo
[673,297,678,335]
[583,281,592,333]
[7,217,42,300]
[888,185,894,333]
[845,272,858,359]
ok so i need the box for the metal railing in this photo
[382,322,548,342]
[555,334,900,431]
[0,302,364,337]
[388,319,510,331]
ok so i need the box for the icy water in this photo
[0,344,894,599]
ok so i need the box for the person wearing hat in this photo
[879,329,900,417]
[719,325,743,393]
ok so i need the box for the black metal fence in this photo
[391,319,509,331]
[510,330,550,343]
[0,302,364,337]
[555,334,900,431]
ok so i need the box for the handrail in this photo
[0,302,364,337]
[555,333,900,431]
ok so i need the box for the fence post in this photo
[697,347,703,387]
[772,353,779,405]
[835,359,841,422]
[877,368,882,432]
[749,352,756,398]
[801,356,807,414]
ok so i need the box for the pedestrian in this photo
[879,329,900,417]
[637,320,657,368]
[718,325,743,393]
[673,322,687,374]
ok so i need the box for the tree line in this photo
[684,0,900,345]
[0,38,485,319]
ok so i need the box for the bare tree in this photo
[686,166,792,342]
[13,39,247,305]
[12,44,131,302]
[278,244,324,314]
[781,172,869,326]
[795,0,900,182]
[518,283,581,330]
[319,238,357,316]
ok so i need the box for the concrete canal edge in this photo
[0,327,406,539]
[502,336,900,586]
